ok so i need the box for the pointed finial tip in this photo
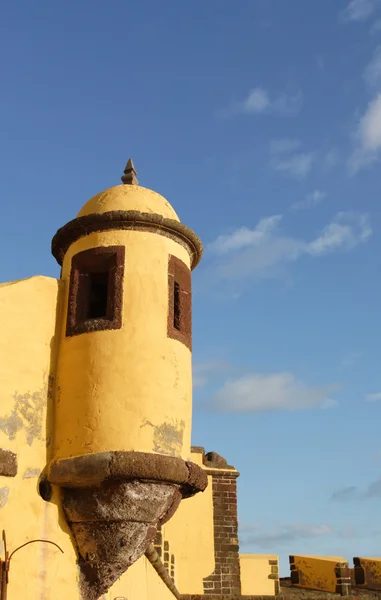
[121,158,138,185]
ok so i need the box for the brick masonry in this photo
[202,451,241,597]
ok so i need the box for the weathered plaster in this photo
[23,467,42,479]
[142,419,185,456]
[0,448,18,476]
[0,374,53,446]
[0,486,9,508]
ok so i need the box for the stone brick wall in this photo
[202,469,241,596]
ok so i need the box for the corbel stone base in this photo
[48,451,207,600]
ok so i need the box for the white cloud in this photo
[341,0,380,22]
[210,371,339,412]
[242,88,270,113]
[271,152,313,179]
[209,216,282,254]
[206,211,371,282]
[240,523,333,549]
[349,93,381,171]
[269,139,302,155]
[290,189,326,211]
[306,211,371,255]
[193,360,229,389]
[364,46,381,87]
[366,391,381,401]
[269,138,313,180]
[219,87,303,118]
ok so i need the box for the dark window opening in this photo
[167,255,192,351]
[174,281,181,330]
[66,246,125,337]
[87,272,109,319]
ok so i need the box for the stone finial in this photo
[121,158,138,185]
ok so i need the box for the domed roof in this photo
[77,184,180,222]
[52,159,203,269]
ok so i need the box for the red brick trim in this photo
[66,246,125,337]
[203,471,241,596]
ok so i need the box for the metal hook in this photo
[0,530,63,600]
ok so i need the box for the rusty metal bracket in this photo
[0,530,63,600]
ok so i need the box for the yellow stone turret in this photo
[47,160,206,597]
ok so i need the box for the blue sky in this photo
[1,0,381,576]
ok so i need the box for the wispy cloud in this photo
[206,211,372,282]
[364,46,381,87]
[269,138,313,179]
[323,148,340,171]
[209,216,282,255]
[290,190,326,211]
[370,17,381,32]
[365,391,381,401]
[209,371,339,413]
[331,485,358,502]
[240,522,333,549]
[366,476,381,497]
[341,351,362,367]
[269,139,302,155]
[331,476,381,501]
[271,153,314,179]
[193,360,230,389]
[218,87,303,118]
[341,0,380,22]
[316,54,325,72]
[349,93,381,171]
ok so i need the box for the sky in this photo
[1,0,381,577]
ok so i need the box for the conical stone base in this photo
[49,451,208,599]
[63,480,179,599]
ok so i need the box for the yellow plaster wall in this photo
[0,276,80,600]
[354,557,381,590]
[0,275,180,599]
[106,555,177,600]
[53,229,193,462]
[240,554,278,596]
[290,555,348,593]
[161,450,215,594]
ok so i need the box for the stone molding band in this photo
[48,450,208,497]
[51,210,203,270]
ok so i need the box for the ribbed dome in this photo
[77,184,180,222]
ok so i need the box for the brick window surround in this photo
[66,246,125,337]
[167,255,192,351]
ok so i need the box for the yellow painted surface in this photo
[355,557,381,590]
[53,229,193,461]
[0,276,79,600]
[107,555,176,600]
[77,184,180,221]
[291,555,348,593]
[162,450,215,594]
[0,275,180,599]
[240,554,278,596]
